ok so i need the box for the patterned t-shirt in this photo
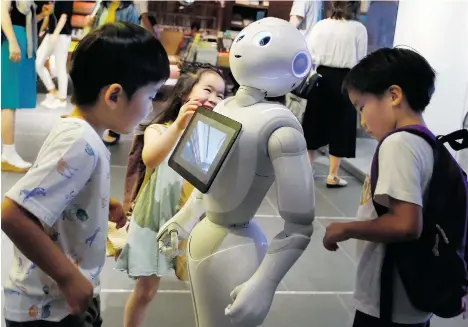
[4,118,110,322]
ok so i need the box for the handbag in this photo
[291,71,322,100]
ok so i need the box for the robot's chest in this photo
[216,101,292,133]
[213,102,299,170]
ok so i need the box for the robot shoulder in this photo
[267,127,306,160]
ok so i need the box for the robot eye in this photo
[236,35,245,42]
[259,36,271,46]
[252,31,272,47]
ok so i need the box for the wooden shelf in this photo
[234,3,268,10]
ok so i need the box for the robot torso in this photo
[203,97,303,226]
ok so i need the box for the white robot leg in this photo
[187,217,268,327]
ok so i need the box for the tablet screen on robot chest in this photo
[168,107,242,194]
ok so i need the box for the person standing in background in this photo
[287,0,322,123]
[36,0,74,110]
[134,0,159,39]
[302,1,367,188]
[1,0,51,173]
[91,0,139,29]
[365,0,398,53]
[290,0,322,51]
[146,14,160,39]
[87,0,139,146]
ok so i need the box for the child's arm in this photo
[142,123,182,169]
[324,133,431,250]
[2,198,86,287]
[1,127,97,313]
[142,98,203,169]
[342,199,422,242]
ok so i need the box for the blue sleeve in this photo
[127,7,140,24]
[5,129,97,228]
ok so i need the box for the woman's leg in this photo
[1,109,31,172]
[123,275,160,327]
[327,68,356,188]
[54,35,71,103]
[328,155,342,177]
[302,71,328,173]
[36,34,57,105]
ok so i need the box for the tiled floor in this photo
[1,99,465,327]
[320,137,377,183]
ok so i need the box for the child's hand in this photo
[109,198,126,229]
[57,269,94,315]
[323,222,350,251]
[174,97,206,131]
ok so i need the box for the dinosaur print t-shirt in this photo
[4,118,110,322]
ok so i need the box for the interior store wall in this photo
[393,0,468,138]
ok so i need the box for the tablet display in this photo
[169,107,242,193]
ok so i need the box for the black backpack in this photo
[369,125,468,321]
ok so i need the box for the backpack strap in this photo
[370,125,435,215]
[437,128,468,151]
[371,125,436,322]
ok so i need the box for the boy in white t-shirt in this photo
[1,22,170,327]
[323,48,436,327]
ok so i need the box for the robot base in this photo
[187,217,268,327]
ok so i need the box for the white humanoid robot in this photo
[157,17,315,327]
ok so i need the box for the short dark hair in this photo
[342,47,436,113]
[330,1,360,21]
[147,14,157,26]
[70,22,170,107]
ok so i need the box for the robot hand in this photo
[225,274,278,326]
[156,219,190,259]
[156,189,205,259]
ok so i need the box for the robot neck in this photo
[235,86,266,107]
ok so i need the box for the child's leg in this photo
[123,275,161,327]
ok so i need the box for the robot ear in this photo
[292,52,312,79]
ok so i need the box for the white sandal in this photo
[326,175,348,188]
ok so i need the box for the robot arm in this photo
[225,127,315,325]
[255,126,315,283]
[156,188,206,258]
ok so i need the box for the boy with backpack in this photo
[323,47,468,326]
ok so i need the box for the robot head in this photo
[229,17,312,98]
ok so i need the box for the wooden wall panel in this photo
[267,1,293,21]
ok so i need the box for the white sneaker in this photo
[40,94,56,107]
[45,98,67,109]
